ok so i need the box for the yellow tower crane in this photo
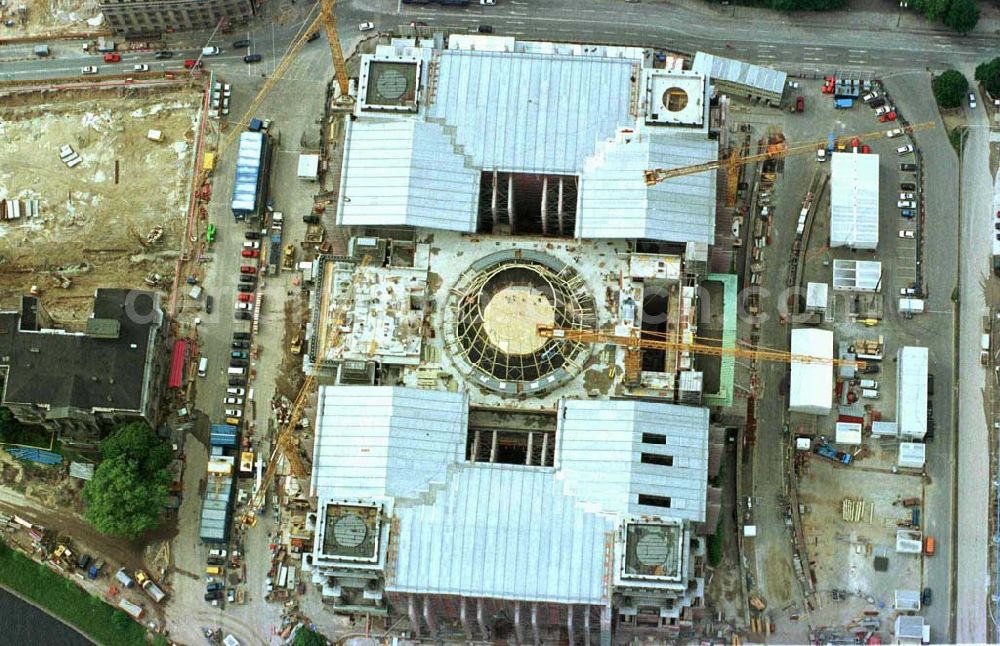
[241,255,370,526]
[644,121,935,186]
[537,325,863,368]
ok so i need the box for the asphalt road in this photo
[954,99,993,645]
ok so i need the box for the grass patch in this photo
[0,541,147,646]
[949,128,965,153]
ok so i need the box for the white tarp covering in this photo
[832,259,882,292]
[898,442,926,469]
[835,422,863,445]
[297,153,320,180]
[806,282,829,312]
[830,152,879,250]
[871,421,898,437]
[789,328,833,415]
[896,346,928,439]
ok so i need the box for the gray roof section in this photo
[556,399,710,521]
[310,386,468,501]
[389,463,612,604]
[337,120,480,232]
[691,52,787,97]
[427,49,635,174]
[577,133,717,243]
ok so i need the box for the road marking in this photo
[758,54,776,59]
[849,49,868,53]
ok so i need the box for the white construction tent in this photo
[829,152,879,250]
[789,328,833,416]
[898,442,926,469]
[835,422,863,445]
[896,346,928,439]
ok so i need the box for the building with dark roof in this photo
[0,289,166,446]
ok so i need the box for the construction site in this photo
[0,0,101,39]
[0,84,201,321]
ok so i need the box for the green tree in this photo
[293,627,328,646]
[943,0,980,32]
[100,421,172,476]
[932,69,969,108]
[975,56,1000,95]
[913,0,951,20]
[83,422,170,539]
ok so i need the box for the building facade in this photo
[99,0,254,38]
[0,290,166,447]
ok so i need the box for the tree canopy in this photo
[292,628,328,646]
[83,422,170,539]
[943,0,980,32]
[975,57,1000,96]
[932,70,969,108]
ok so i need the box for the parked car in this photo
[223,397,244,406]
[204,590,223,602]
[240,265,256,274]
[477,24,494,33]
[237,284,254,293]
[899,192,915,200]
[238,293,254,303]
[900,209,915,218]
[241,249,259,258]
[359,22,375,31]
[896,144,914,155]
[243,54,262,64]
[229,376,247,386]
[233,39,251,48]
[900,182,916,191]
[481,0,496,4]
[900,162,917,172]
[232,340,250,350]
[235,301,253,311]
[239,274,257,283]
[227,387,246,396]
[227,587,236,603]
[928,373,934,396]
[235,311,253,320]
[206,582,224,592]
[133,64,149,72]
[243,240,260,249]
[795,95,804,112]
[154,51,174,59]
[922,587,932,606]
[205,295,214,314]
[879,111,897,122]
[861,91,879,103]
[233,332,251,340]
[229,358,248,368]
[224,409,243,418]
[885,128,904,138]
[969,92,977,109]
[103,53,120,63]
[81,66,98,74]
[244,231,261,240]
[231,350,249,360]
[898,200,917,208]
[875,105,895,116]
[898,229,915,239]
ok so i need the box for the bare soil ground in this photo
[0,86,201,323]
[0,0,100,39]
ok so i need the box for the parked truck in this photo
[118,598,144,620]
[115,567,135,588]
[87,558,105,579]
[816,444,852,465]
[135,569,167,603]
[834,98,854,109]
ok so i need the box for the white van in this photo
[859,379,878,389]
[198,357,208,377]
[861,388,879,399]
[228,367,246,376]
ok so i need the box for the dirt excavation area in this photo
[0,0,100,39]
[0,86,201,322]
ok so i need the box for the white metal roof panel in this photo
[388,463,612,604]
[896,346,928,438]
[832,259,883,292]
[789,328,833,415]
[337,120,480,232]
[427,49,635,174]
[898,442,926,468]
[691,52,787,96]
[830,153,879,249]
[556,399,709,521]
[310,386,468,500]
[577,133,717,244]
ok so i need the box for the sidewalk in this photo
[654,0,1000,37]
